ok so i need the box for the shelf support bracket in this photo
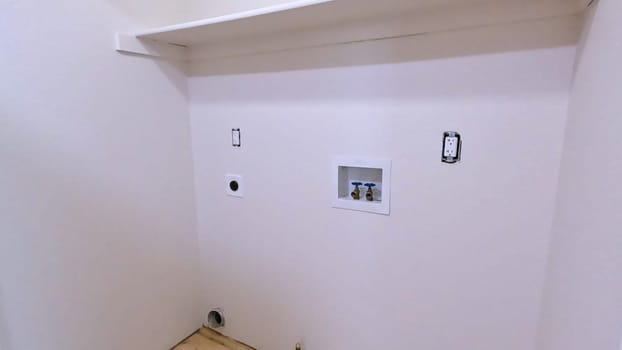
[115,33,187,60]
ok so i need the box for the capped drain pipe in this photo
[206,308,225,328]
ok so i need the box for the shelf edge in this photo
[133,0,334,38]
[115,33,188,60]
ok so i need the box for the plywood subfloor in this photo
[173,328,256,350]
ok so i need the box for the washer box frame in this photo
[331,156,392,215]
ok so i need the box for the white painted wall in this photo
[106,0,287,27]
[2,2,607,350]
[188,39,576,349]
[108,0,195,27]
[108,0,293,27]
[184,0,293,22]
[537,0,622,349]
[0,1,201,350]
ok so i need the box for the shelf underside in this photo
[116,0,591,59]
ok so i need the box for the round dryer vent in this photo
[206,308,225,328]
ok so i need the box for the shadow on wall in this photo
[188,15,583,77]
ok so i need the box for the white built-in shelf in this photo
[116,0,591,60]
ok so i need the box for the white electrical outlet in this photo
[444,136,459,157]
[442,131,461,163]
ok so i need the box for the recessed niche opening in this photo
[337,166,383,202]
[332,157,391,215]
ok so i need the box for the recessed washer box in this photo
[331,156,391,215]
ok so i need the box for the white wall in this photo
[107,0,196,27]
[537,0,622,349]
[188,37,576,350]
[106,0,288,27]
[0,1,202,350]
[184,0,293,22]
[107,0,294,27]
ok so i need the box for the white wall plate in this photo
[225,174,244,198]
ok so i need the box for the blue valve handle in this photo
[364,183,376,188]
[351,182,363,186]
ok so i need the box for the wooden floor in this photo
[173,327,256,350]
